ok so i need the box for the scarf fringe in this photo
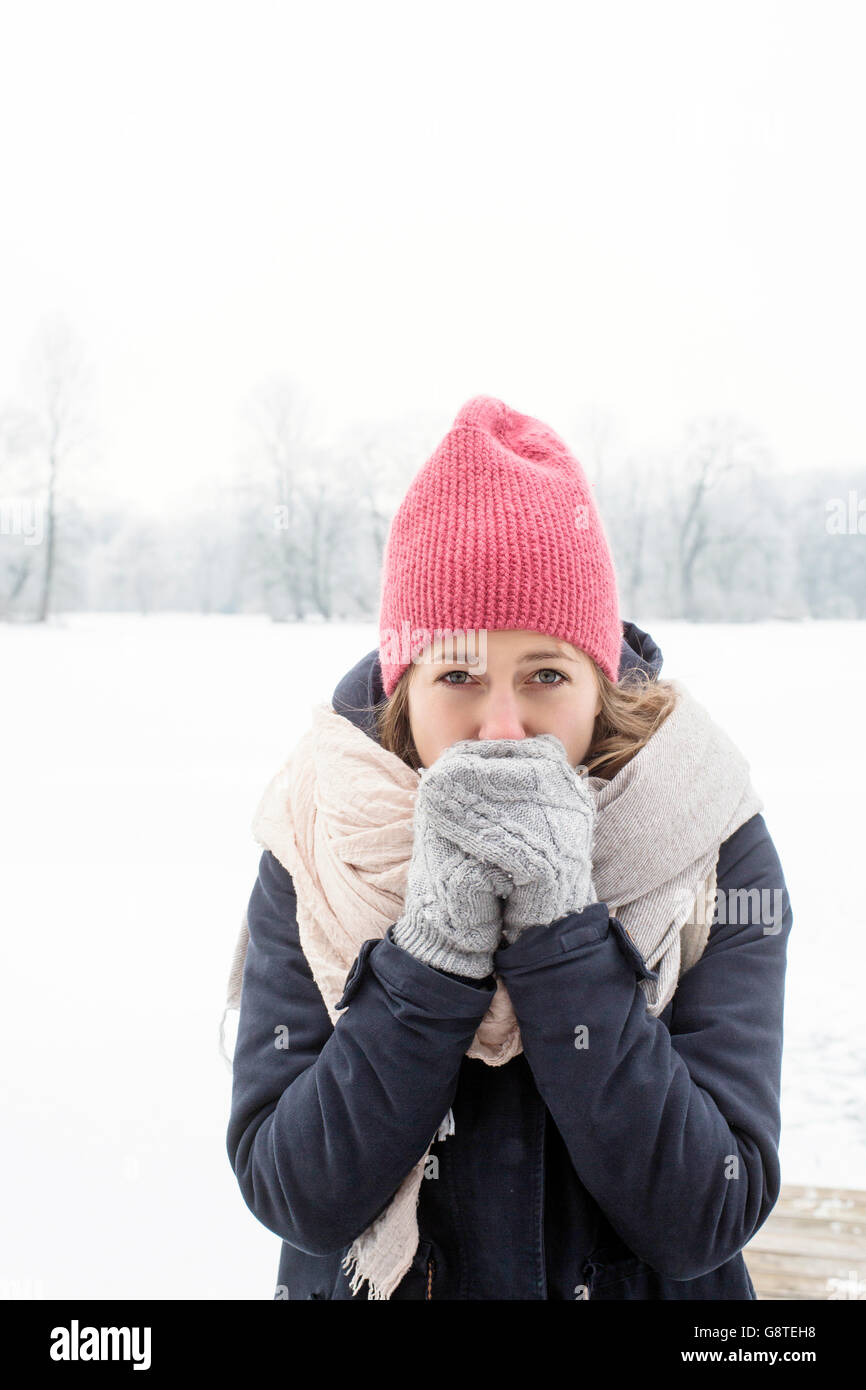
[341,1241,404,1301]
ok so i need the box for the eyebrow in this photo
[435,647,577,666]
[516,648,577,664]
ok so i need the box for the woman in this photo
[223,395,793,1300]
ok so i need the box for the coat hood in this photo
[331,619,664,743]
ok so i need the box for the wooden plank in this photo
[742,1183,866,1300]
[770,1185,866,1223]
[745,1249,858,1278]
[745,1258,859,1298]
[746,1217,865,1260]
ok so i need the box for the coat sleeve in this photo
[225,848,496,1256]
[492,811,793,1282]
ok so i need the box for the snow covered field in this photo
[1,613,863,1298]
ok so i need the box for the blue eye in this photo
[437,668,568,687]
[438,671,471,685]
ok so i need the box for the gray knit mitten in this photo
[390,746,515,979]
[437,735,598,946]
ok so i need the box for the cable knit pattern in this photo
[392,735,597,973]
[377,396,622,696]
[390,746,515,978]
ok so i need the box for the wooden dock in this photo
[743,1184,866,1299]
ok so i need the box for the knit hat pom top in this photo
[378,395,622,697]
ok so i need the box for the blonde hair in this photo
[374,656,680,780]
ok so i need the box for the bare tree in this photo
[342,423,408,559]
[613,449,665,617]
[305,477,340,620]
[0,405,43,614]
[327,406,441,613]
[17,317,95,622]
[239,375,318,621]
[668,414,770,620]
[566,407,661,620]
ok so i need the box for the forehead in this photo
[421,630,581,663]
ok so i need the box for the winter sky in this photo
[1,0,864,514]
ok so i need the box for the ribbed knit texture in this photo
[378,396,621,696]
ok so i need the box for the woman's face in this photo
[407,628,602,770]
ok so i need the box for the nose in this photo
[476,690,528,742]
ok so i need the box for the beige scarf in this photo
[222,676,763,1299]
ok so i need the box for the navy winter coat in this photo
[226,620,793,1299]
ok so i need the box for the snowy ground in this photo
[0,612,863,1299]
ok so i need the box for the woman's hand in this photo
[391,745,514,979]
[430,735,597,946]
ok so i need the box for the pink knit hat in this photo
[378,395,622,697]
